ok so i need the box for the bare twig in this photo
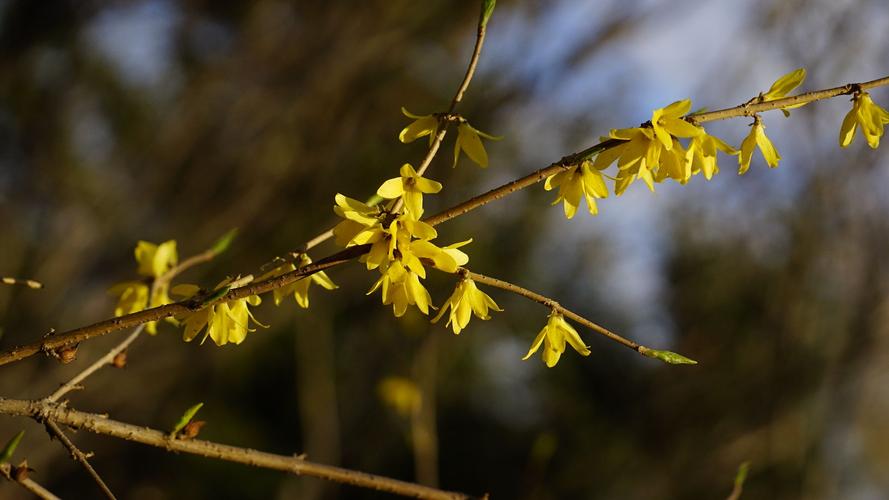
[44,420,116,500]
[1,461,61,500]
[0,397,476,500]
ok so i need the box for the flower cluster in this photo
[109,240,178,334]
[333,165,471,318]
[173,280,265,346]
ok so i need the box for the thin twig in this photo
[43,420,116,500]
[0,398,476,500]
[462,269,655,356]
[1,277,43,289]
[0,462,62,500]
[46,325,144,403]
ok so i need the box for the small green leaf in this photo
[364,194,384,207]
[480,0,496,28]
[210,228,238,255]
[200,286,231,306]
[643,348,698,365]
[171,403,204,436]
[0,431,25,464]
[689,106,709,115]
[734,461,750,489]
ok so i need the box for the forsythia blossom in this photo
[839,91,889,149]
[454,121,501,168]
[109,240,178,334]
[760,68,807,116]
[377,163,442,220]
[738,118,780,175]
[544,160,609,218]
[173,280,265,346]
[259,253,338,309]
[399,108,440,145]
[432,277,502,334]
[523,312,591,368]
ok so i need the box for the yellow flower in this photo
[761,68,806,116]
[650,99,702,149]
[399,108,439,145]
[545,160,609,218]
[135,240,177,278]
[839,91,889,149]
[594,126,659,193]
[378,377,422,417]
[173,281,265,346]
[109,239,178,334]
[260,254,338,309]
[432,277,502,334]
[523,312,590,368]
[454,121,501,168]
[686,130,738,180]
[738,118,780,175]
[377,163,442,220]
[367,261,433,317]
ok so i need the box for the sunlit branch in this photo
[0,398,476,500]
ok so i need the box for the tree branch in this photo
[0,398,477,500]
[43,420,116,499]
[1,461,61,500]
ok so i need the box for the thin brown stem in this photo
[0,462,61,500]
[0,398,476,500]
[46,325,144,402]
[462,269,648,354]
[44,420,116,500]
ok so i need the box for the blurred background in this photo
[2,0,889,498]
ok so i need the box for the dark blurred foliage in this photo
[1,1,889,499]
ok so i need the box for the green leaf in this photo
[642,348,698,365]
[171,403,204,436]
[364,194,384,207]
[480,0,496,28]
[734,461,750,490]
[0,431,24,464]
[200,286,231,306]
[210,228,238,255]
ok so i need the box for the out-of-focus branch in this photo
[0,398,477,500]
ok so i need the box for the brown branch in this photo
[0,245,368,367]
[462,269,650,355]
[425,74,889,227]
[0,461,61,500]
[43,420,116,500]
[0,398,476,500]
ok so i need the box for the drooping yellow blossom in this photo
[377,163,443,219]
[259,253,337,309]
[173,281,265,346]
[545,160,609,218]
[686,130,738,180]
[432,277,502,334]
[399,108,439,145]
[378,377,422,417]
[523,312,591,368]
[839,91,889,149]
[367,261,433,317]
[761,68,807,116]
[110,239,178,334]
[135,240,178,278]
[454,121,501,168]
[738,118,780,175]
